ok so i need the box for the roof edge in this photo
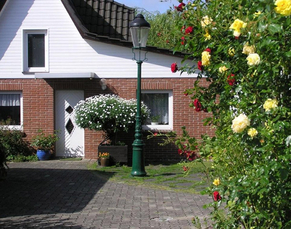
[61,0,188,59]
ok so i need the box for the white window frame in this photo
[22,29,49,73]
[142,90,173,131]
[0,91,23,130]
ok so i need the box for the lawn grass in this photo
[88,160,212,194]
[59,157,83,161]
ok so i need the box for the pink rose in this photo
[171,63,178,73]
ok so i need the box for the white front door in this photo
[55,90,84,157]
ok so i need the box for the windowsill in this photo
[0,125,23,131]
[22,70,49,74]
[142,125,173,131]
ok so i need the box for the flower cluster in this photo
[178,146,199,161]
[74,94,150,143]
[168,0,291,227]
[99,152,110,158]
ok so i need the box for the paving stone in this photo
[0,160,211,228]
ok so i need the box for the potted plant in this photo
[31,129,59,160]
[98,152,110,167]
[150,115,160,125]
[74,94,150,164]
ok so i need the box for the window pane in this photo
[28,34,45,67]
[0,94,21,125]
[141,93,168,125]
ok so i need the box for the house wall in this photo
[0,77,214,163]
[0,0,193,79]
[0,0,214,163]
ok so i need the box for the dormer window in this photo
[23,30,49,73]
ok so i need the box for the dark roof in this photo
[62,0,187,57]
[0,0,7,12]
[62,0,134,41]
[0,0,185,58]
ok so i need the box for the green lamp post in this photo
[129,14,150,177]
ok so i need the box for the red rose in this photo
[213,191,222,201]
[175,2,185,12]
[171,63,178,73]
[157,32,161,37]
[204,48,211,53]
[181,37,185,45]
[185,26,193,35]
[154,133,158,136]
[198,61,203,71]
[178,149,183,155]
[166,40,169,43]
[193,99,202,112]
[227,74,235,86]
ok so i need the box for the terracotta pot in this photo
[100,158,110,167]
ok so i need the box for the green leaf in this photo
[268,24,281,34]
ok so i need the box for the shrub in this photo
[168,0,291,227]
[74,94,150,144]
[0,127,35,171]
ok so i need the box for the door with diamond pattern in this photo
[55,90,84,157]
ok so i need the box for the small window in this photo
[0,92,23,130]
[142,90,173,130]
[23,30,48,73]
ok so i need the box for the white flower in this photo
[285,135,291,146]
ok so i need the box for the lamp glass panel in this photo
[130,27,150,48]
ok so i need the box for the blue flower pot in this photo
[36,150,51,160]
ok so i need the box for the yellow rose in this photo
[254,11,262,17]
[201,51,211,66]
[246,53,260,66]
[201,16,213,27]
[229,19,247,36]
[231,114,250,133]
[275,0,291,16]
[248,128,258,138]
[242,43,255,55]
[228,47,235,56]
[263,99,278,111]
[219,66,228,73]
[204,31,211,40]
[213,178,220,186]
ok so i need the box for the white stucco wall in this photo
[0,0,196,79]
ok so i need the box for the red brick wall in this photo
[0,77,214,163]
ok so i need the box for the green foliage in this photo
[144,10,180,49]
[74,94,150,144]
[0,127,34,160]
[169,0,291,228]
[30,129,59,151]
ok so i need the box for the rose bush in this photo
[168,0,291,227]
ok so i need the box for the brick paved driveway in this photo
[0,160,211,229]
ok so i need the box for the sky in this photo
[116,0,176,14]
